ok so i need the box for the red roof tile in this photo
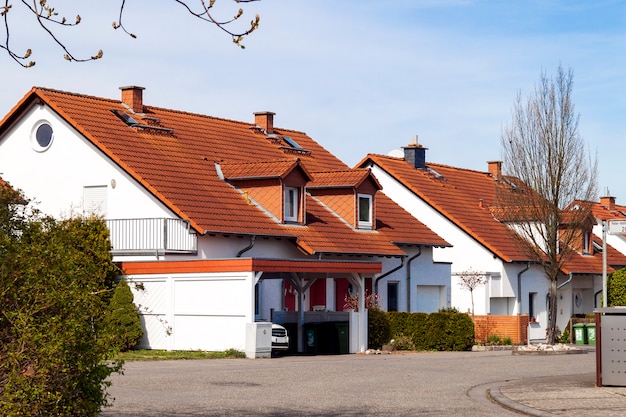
[308,169,380,189]
[220,159,311,181]
[0,87,449,257]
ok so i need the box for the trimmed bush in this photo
[388,311,474,351]
[367,308,391,349]
[106,279,143,351]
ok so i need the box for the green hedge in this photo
[371,311,474,351]
[367,308,391,350]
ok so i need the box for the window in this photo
[284,187,299,222]
[358,194,372,229]
[83,185,108,216]
[387,282,398,312]
[583,231,591,254]
[31,121,54,151]
[529,292,537,320]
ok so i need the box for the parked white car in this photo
[271,323,289,353]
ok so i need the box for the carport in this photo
[247,258,382,353]
[121,258,382,353]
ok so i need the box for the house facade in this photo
[0,86,450,354]
[584,196,626,259]
[359,143,626,340]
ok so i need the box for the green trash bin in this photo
[585,323,596,346]
[573,323,586,345]
[335,322,349,354]
[304,323,318,354]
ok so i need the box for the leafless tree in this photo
[499,65,598,344]
[1,0,260,68]
[457,268,487,317]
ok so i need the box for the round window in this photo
[31,122,54,151]
[36,124,53,147]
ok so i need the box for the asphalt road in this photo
[101,350,596,417]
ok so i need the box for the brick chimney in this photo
[600,195,616,211]
[402,135,427,169]
[254,111,275,134]
[120,86,145,114]
[488,161,502,179]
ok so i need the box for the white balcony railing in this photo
[106,218,197,255]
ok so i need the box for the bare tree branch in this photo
[2,0,261,67]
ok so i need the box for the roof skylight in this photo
[111,110,173,133]
[112,109,138,126]
[283,136,302,149]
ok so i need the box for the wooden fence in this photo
[473,314,529,344]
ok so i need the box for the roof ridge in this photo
[221,158,299,166]
[310,167,369,174]
[34,86,308,135]
[367,153,491,176]
[426,162,489,175]
[35,86,118,105]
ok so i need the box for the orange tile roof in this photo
[561,235,626,275]
[581,199,626,223]
[360,153,626,273]
[308,169,380,189]
[220,159,311,181]
[361,154,531,262]
[0,87,448,257]
[0,176,25,203]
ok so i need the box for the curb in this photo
[486,382,564,417]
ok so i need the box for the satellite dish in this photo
[388,149,403,158]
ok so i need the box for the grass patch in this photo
[118,348,246,361]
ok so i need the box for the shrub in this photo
[367,308,391,349]
[557,325,571,344]
[0,190,122,417]
[390,333,415,351]
[387,311,474,351]
[106,279,143,351]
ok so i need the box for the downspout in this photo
[594,289,602,309]
[236,235,256,257]
[406,246,422,312]
[517,262,531,314]
[557,273,573,290]
[557,273,574,319]
[374,256,406,295]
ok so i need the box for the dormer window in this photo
[358,194,372,229]
[285,187,299,222]
[583,230,591,254]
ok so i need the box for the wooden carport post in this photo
[288,272,317,353]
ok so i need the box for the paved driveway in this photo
[101,350,596,417]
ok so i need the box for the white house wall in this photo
[127,271,255,351]
[376,247,451,312]
[593,223,626,257]
[0,103,175,220]
[369,165,502,273]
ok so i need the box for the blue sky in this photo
[2,1,625,201]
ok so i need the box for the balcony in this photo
[106,218,197,255]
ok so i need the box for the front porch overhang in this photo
[119,258,382,276]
